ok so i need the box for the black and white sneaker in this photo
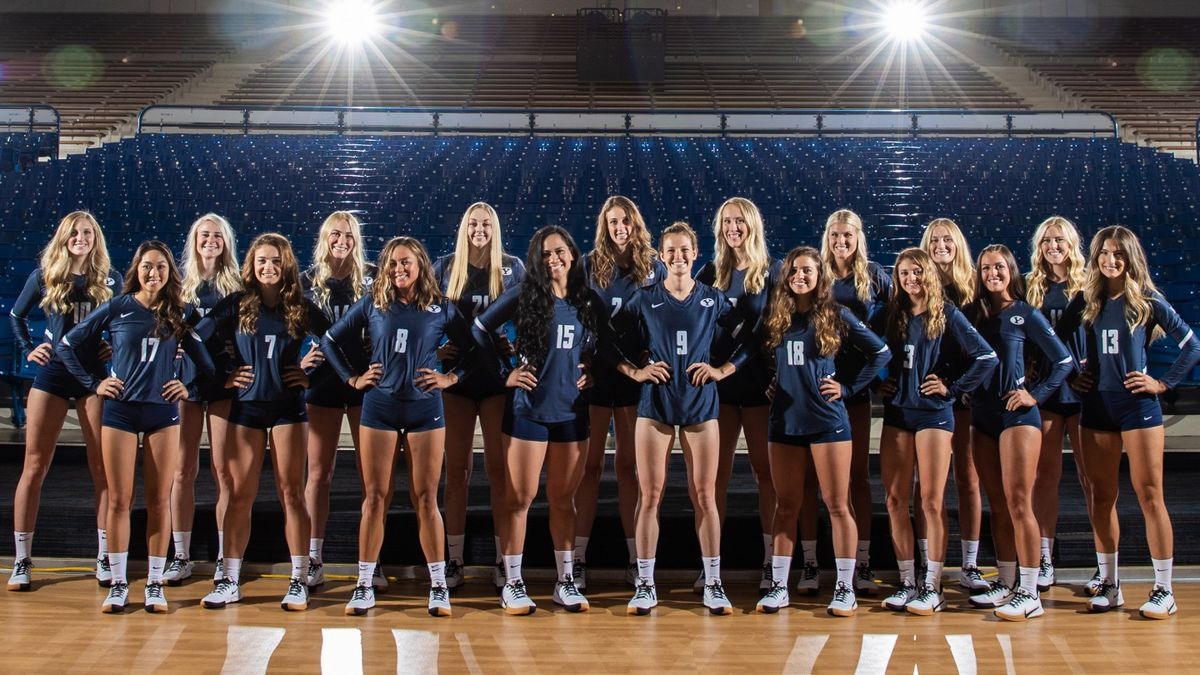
[500,579,536,615]
[759,562,773,592]
[756,581,789,614]
[827,581,858,617]
[1085,568,1103,596]
[1139,586,1177,620]
[345,584,375,616]
[703,580,733,616]
[969,579,1014,609]
[882,582,919,611]
[1037,555,1055,592]
[795,562,820,595]
[1087,581,1124,613]
[493,562,506,593]
[553,576,589,612]
[958,566,988,591]
[445,560,464,590]
[7,558,32,592]
[306,558,325,588]
[854,563,878,595]
[995,588,1043,622]
[281,578,309,611]
[625,562,638,587]
[144,581,168,613]
[372,565,388,592]
[627,579,658,615]
[429,584,452,617]
[906,587,945,616]
[572,561,587,592]
[203,577,241,609]
[163,556,193,586]
[213,558,224,587]
[96,556,113,588]
[102,581,130,613]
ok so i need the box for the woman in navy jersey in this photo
[575,195,665,590]
[614,221,746,616]
[1071,226,1200,618]
[165,213,241,587]
[799,208,892,597]
[323,236,469,618]
[757,246,890,617]
[300,211,374,589]
[8,211,120,592]
[877,247,996,616]
[473,225,601,616]
[696,197,780,592]
[195,233,331,613]
[966,245,1072,622]
[60,240,214,613]
[432,202,525,591]
[1025,215,1092,594]
[920,217,987,591]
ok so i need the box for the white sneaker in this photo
[625,563,638,587]
[572,561,587,592]
[428,584,452,617]
[96,556,112,588]
[703,580,733,616]
[372,565,389,591]
[854,563,879,595]
[995,589,1044,622]
[7,558,32,592]
[1037,555,1055,592]
[144,581,168,613]
[1085,568,1103,596]
[1139,586,1178,620]
[553,576,589,612]
[1087,581,1124,612]
[345,584,375,616]
[756,581,789,614]
[306,558,325,588]
[959,566,988,591]
[163,556,193,586]
[882,582,919,611]
[692,570,706,594]
[101,581,129,613]
[203,577,241,609]
[627,579,658,615]
[281,578,308,611]
[501,579,536,615]
[445,560,464,590]
[969,579,1014,609]
[493,562,506,592]
[795,562,820,595]
[759,562,773,592]
[213,558,224,587]
[906,587,945,615]
[827,581,858,617]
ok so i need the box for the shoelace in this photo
[833,583,853,602]
[893,582,917,599]
[351,584,372,601]
[706,582,728,600]
[1095,582,1118,598]
[573,562,586,579]
[98,557,111,572]
[214,578,237,594]
[856,565,873,580]
[1039,557,1052,574]
[988,581,1011,597]
[803,564,819,579]
[963,567,983,581]
[1148,586,1171,604]
[558,577,582,598]
[761,563,772,578]
[764,583,786,600]
[430,585,449,603]
[14,559,32,576]
[916,588,939,603]
[506,580,530,599]
[446,561,462,578]
[287,579,306,598]
[634,581,655,600]
[109,581,129,598]
[1009,588,1035,603]
[307,559,322,577]
[146,583,164,599]
[166,557,186,573]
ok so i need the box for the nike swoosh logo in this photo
[433,416,442,422]
[171,417,179,422]
[937,421,947,425]
[651,303,665,309]
[834,429,844,434]
[1143,416,1153,421]
[120,312,135,318]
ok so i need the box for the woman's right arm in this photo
[9,269,43,357]
[58,303,113,392]
[320,298,371,385]
[471,285,519,382]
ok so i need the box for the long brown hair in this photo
[972,244,1025,320]
[764,246,843,357]
[887,247,947,342]
[588,195,657,289]
[1082,226,1161,333]
[239,233,308,338]
[124,240,187,339]
[373,237,441,312]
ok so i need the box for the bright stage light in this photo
[882,1,929,42]
[324,0,384,44]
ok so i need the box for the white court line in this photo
[945,634,977,675]
[996,634,1016,675]
[322,628,364,675]
[393,629,439,674]
[132,624,185,672]
[1049,635,1087,675]
[854,634,898,675]
[454,633,485,675]
[220,626,285,675]
[783,634,829,674]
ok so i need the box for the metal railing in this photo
[0,105,60,159]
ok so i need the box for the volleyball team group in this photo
[5,196,1198,623]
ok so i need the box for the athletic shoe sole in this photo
[995,605,1043,622]
[627,605,655,616]
[503,604,536,616]
[7,583,30,592]
[906,603,944,616]
[429,606,452,617]
[554,600,589,613]
[706,605,733,616]
[145,603,168,614]
[101,603,125,614]
[1139,604,1177,620]
[281,601,308,611]
[346,606,371,616]
[828,604,857,617]
[756,603,786,614]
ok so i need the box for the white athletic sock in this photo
[702,556,721,585]
[1097,551,1118,584]
[447,534,465,564]
[762,533,774,563]
[97,529,107,557]
[309,538,324,564]
[109,552,129,584]
[856,539,871,566]
[494,536,503,564]
[224,558,242,584]
[800,540,817,566]
[918,539,930,567]
[555,550,574,581]
[961,539,979,569]
[148,555,166,584]
[998,560,1017,588]
[290,555,305,580]
[504,554,523,583]
[217,530,225,561]
[573,536,589,564]
[835,557,855,589]
[637,558,656,585]
[626,538,637,564]
[898,559,916,586]
[357,561,375,587]
[926,560,944,591]
[1040,537,1053,561]
[771,555,792,587]
[1018,566,1039,596]
[173,531,191,560]
[1153,557,1173,591]
[429,561,447,587]
[14,531,32,561]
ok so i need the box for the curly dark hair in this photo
[123,240,188,340]
[515,226,598,371]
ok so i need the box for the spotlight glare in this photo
[883,1,929,42]
[324,0,384,44]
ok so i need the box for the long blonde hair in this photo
[1026,215,1087,309]
[921,217,975,307]
[373,237,441,312]
[765,246,843,356]
[820,209,872,304]
[39,211,113,315]
[180,213,242,305]
[240,233,308,338]
[1082,226,1161,334]
[588,195,656,290]
[711,197,771,294]
[445,202,506,302]
[887,248,947,341]
[309,211,368,313]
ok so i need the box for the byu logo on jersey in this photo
[428,305,442,313]
[647,271,656,281]
[1010,315,1025,326]
[502,266,512,276]
[105,277,115,287]
[364,276,374,287]
[700,298,715,308]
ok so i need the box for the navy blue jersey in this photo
[195,292,332,402]
[696,259,783,404]
[181,279,232,390]
[432,253,525,385]
[615,281,749,425]
[1082,294,1200,391]
[770,306,890,436]
[879,305,997,411]
[586,256,668,368]
[832,261,892,322]
[322,296,472,401]
[9,267,122,368]
[302,265,377,390]
[971,301,1072,407]
[59,294,214,403]
[1032,280,1086,405]
[473,285,602,424]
